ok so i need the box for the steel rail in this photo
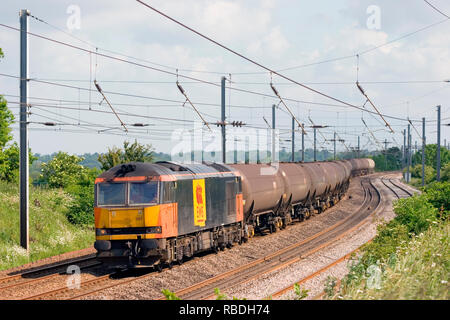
[166,178,380,300]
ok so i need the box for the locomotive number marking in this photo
[193,179,207,227]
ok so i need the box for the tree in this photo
[412,144,450,170]
[0,96,14,149]
[441,163,450,182]
[98,139,154,171]
[370,147,402,171]
[39,152,87,188]
[410,164,436,184]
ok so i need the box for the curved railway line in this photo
[0,173,413,300]
[171,178,381,300]
[270,174,414,301]
[381,177,414,199]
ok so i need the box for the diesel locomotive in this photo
[93,159,374,269]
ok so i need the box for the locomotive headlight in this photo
[96,229,108,236]
[146,226,162,234]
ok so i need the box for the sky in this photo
[0,0,449,158]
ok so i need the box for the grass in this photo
[327,183,449,300]
[0,181,94,271]
[332,220,449,300]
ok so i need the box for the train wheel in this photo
[155,263,163,272]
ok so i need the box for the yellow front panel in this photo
[95,205,162,240]
[109,208,145,228]
[144,205,160,226]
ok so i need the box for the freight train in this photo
[93,158,375,269]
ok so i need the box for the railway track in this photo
[272,175,412,300]
[0,254,100,297]
[164,177,381,300]
[7,175,387,301]
[381,177,413,199]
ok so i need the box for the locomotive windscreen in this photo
[129,182,159,205]
[97,183,126,206]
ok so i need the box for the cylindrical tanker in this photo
[278,163,312,205]
[329,161,346,189]
[367,158,375,171]
[334,160,352,182]
[300,162,328,199]
[320,162,340,192]
[348,158,361,173]
[228,163,285,219]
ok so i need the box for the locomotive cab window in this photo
[129,182,159,205]
[162,181,175,203]
[97,183,126,206]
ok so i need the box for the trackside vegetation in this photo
[326,182,449,300]
[0,181,94,271]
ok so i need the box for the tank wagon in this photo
[93,158,374,269]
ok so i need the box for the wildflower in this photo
[441,280,448,284]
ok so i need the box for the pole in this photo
[437,105,441,181]
[301,123,305,162]
[221,76,226,163]
[384,138,388,171]
[20,9,29,251]
[422,117,426,187]
[414,140,417,166]
[314,127,317,162]
[358,136,360,158]
[406,124,410,182]
[291,117,295,162]
[403,129,406,168]
[333,132,336,160]
[256,132,260,164]
[272,104,276,162]
[234,137,237,164]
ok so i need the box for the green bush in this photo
[39,152,86,188]
[335,186,447,300]
[65,185,95,225]
[422,181,450,217]
[410,164,436,184]
[441,163,450,182]
[393,195,439,235]
[64,167,99,226]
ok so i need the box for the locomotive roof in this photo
[97,161,237,181]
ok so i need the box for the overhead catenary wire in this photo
[0,69,434,123]
[423,0,450,19]
[28,10,450,79]
[270,82,306,134]
[356,81,395,133]
[176,81,212,131]
[2,12,447,154]
[133,1,430,124]
[94,80,128,132]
